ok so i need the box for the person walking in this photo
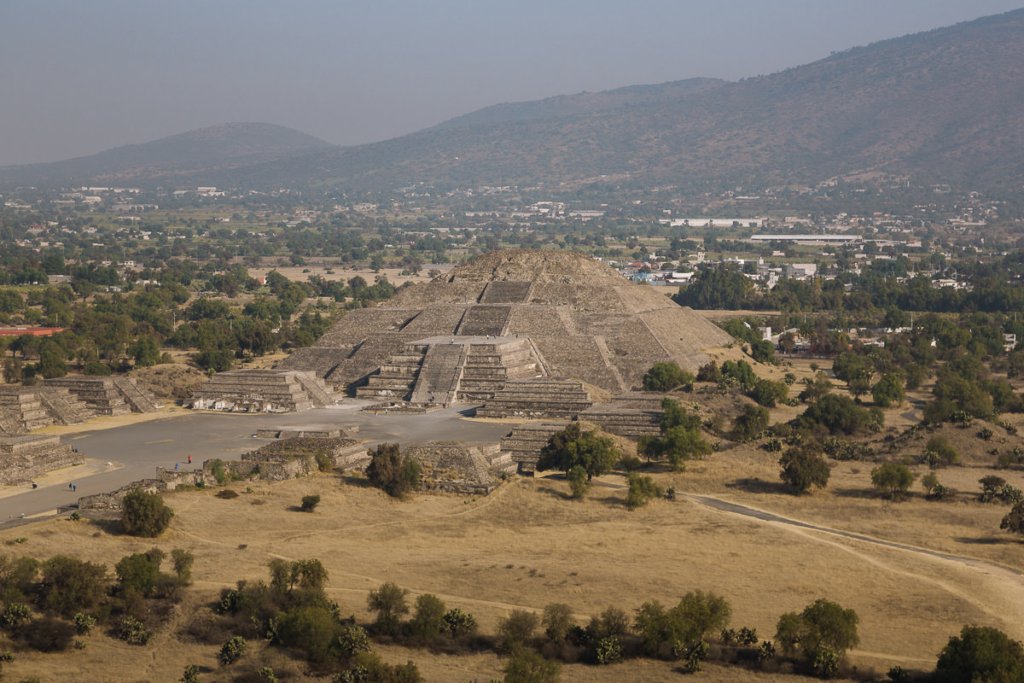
[187,455,192,464]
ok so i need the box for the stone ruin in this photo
[0,434,83,485]
[279,250,733,406]
[499,422,571,475]
[78,436,367,513]
[404,441,516,495]
[496,393,670,474]
[474,379,594,419]
[0,385,94,434]
[187,369,340,412]
[44,376,161,415]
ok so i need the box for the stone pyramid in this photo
[279,250,733,397]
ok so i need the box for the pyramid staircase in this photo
[355,344,427,400]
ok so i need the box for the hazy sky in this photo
[1,0,1021,165]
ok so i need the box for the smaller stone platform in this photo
[498,421,570,475]
[474,379,593,419]
[0,434,83,484]
[0,385,96,434]
[44,376,161,415]
[405,441,515,494]
[187,369,339,413]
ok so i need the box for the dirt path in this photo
[684,493,1024,641]
[684,493,1022,575]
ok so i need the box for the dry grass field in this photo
[0,444,1021,682]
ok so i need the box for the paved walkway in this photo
[0,401,510,527]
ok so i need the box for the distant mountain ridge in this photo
[0,122,332,188]
[3,9,1023,196]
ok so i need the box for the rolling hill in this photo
[3,9,1023,196]
[0,122,333,189]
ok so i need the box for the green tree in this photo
[503,646,560,683]
[38,556,109,617]
[541,603,575,643]
[115,548,164,597]
[872,373,905,408]
[121,490,174,537]
[1002,501,1024,535]
[626,473,662,509]
[641,361,694,391]
[642,398,710,469]
[367,582,409,635]
[498,610,539,650]
[871,463,916,500]
[673,265,756,310]
[779,445,830,494]
[634,591,731,656]
[923,436,959,468]
[935,625,1024,683]
[731,404,770,441]
[536,423,619,481]
[38,339,67,379]
[775,599,859,670]
[409,593,447,641]
[365,443,422,498]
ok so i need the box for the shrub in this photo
[642,398,710,469]
[300,494,321,512]
[442,608,478,638]
[697,361,722,383]
[503,646,560,683]
[537,423,620,481]
[409,593,447,641]
[367,582,409,635]
[365,443,422,498]
[219,635,247,665]
[209,459,231,486]
[872,373,905,408]
[498,610,539,650]
[642,361,694,391]
[336,623,372,658]
[935,625,1024,683]
[276,606,343,666]
[1002,501,1024,535]
[39,555,108,617]
[73,612,96,635]
[171,549,194,585]
[542,603,574,644]
[749,379,788,408]
[796,394,879,435]
[116,549,164,597]
[181,664,201,683]
[779,445,830,494]
[626,473,662,509]
[0,603,31,633]
[595,635,622,664]
[121,490,174,537]
[215,489,239,499]
[923,436,959,468]
[115,615,151,645]
[21,617,76,652]
[634,591,731,656]
[871,463,916,501]
[731,404,770,442]
[775,599,859,666]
